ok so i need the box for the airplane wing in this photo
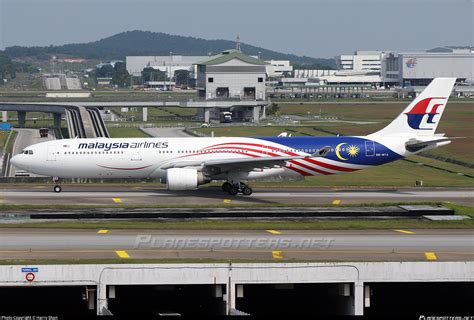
[160,146,331,171]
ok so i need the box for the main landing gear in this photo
[222,181,252,196]
[52,177,62,193]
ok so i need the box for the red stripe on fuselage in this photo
[176,150,260,159]
[205,142,299,156]
[304,158,357,172]
[97,164,153,171]
[207,146,281,157]
[289,160,332,175]
[287,166,312,176]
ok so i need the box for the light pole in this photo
[169,51,173,91]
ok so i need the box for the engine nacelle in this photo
[166,168,208,190]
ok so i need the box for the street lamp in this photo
[169,51,173,91]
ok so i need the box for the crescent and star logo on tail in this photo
[405,97,446,130]
[335,143,360,161]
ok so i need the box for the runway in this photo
[0,229,472,262]
[0,185,472,206]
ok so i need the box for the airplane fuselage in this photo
[13,135,405,180]
[10,77,456,195]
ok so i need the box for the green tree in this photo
[95,64,115,78]
[141,67,165,82]
[111,62,131,87]
[267,103,280,116]
[174,69,190,86]
[13,61,39,73]
[0,52,16,83]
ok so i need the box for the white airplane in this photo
[11,78,457,195]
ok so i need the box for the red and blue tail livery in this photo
[11,78,457,195]
[405,97,446,130]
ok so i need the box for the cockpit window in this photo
[22,150,33,155]
[28,150,33,155]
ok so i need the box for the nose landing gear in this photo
[222,181,252,196]
[52,177,62,193]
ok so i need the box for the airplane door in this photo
[365,141,375,157]
[47,146,57,161]
[131,149,142,161]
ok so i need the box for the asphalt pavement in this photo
[0,185,472,206]
[0,228,472,262]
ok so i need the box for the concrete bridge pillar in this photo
[53,113,62,128]
[1,111,7,122]
[252,106,261,123]
[354,282,365,315]
[97,283,113,315]
[226,281,236,315]
[143,107,148,122]
[204,108,210,123]
[87,287,96,311]
[17,111,26,128]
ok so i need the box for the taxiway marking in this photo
[266,230,282,235]
[425,252,438,260]
[115,250,130,258]
[395,229,415,234]
[272,251,284,259]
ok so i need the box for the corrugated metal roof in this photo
[197,49,267,66]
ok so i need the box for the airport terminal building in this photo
[293,47,474,87]
[382,47,474,86]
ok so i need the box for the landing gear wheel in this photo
[228,186,239,196]
[53,185,62,193]
[242,186,253,196]
[222,182,232,192]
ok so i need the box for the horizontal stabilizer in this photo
[405,137,463,152]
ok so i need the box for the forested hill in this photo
[4,30,336,68]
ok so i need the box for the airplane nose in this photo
[10,154,27,170]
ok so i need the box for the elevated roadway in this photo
[0,103,109,138]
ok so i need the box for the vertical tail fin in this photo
[372,78,456,137]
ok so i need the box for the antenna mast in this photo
[236,35,241,51]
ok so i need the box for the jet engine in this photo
[166,168,208,190]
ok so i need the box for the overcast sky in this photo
[0,0,472,58]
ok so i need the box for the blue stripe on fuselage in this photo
[259,136,402,166]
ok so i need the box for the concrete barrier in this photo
[0,261,472,316]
